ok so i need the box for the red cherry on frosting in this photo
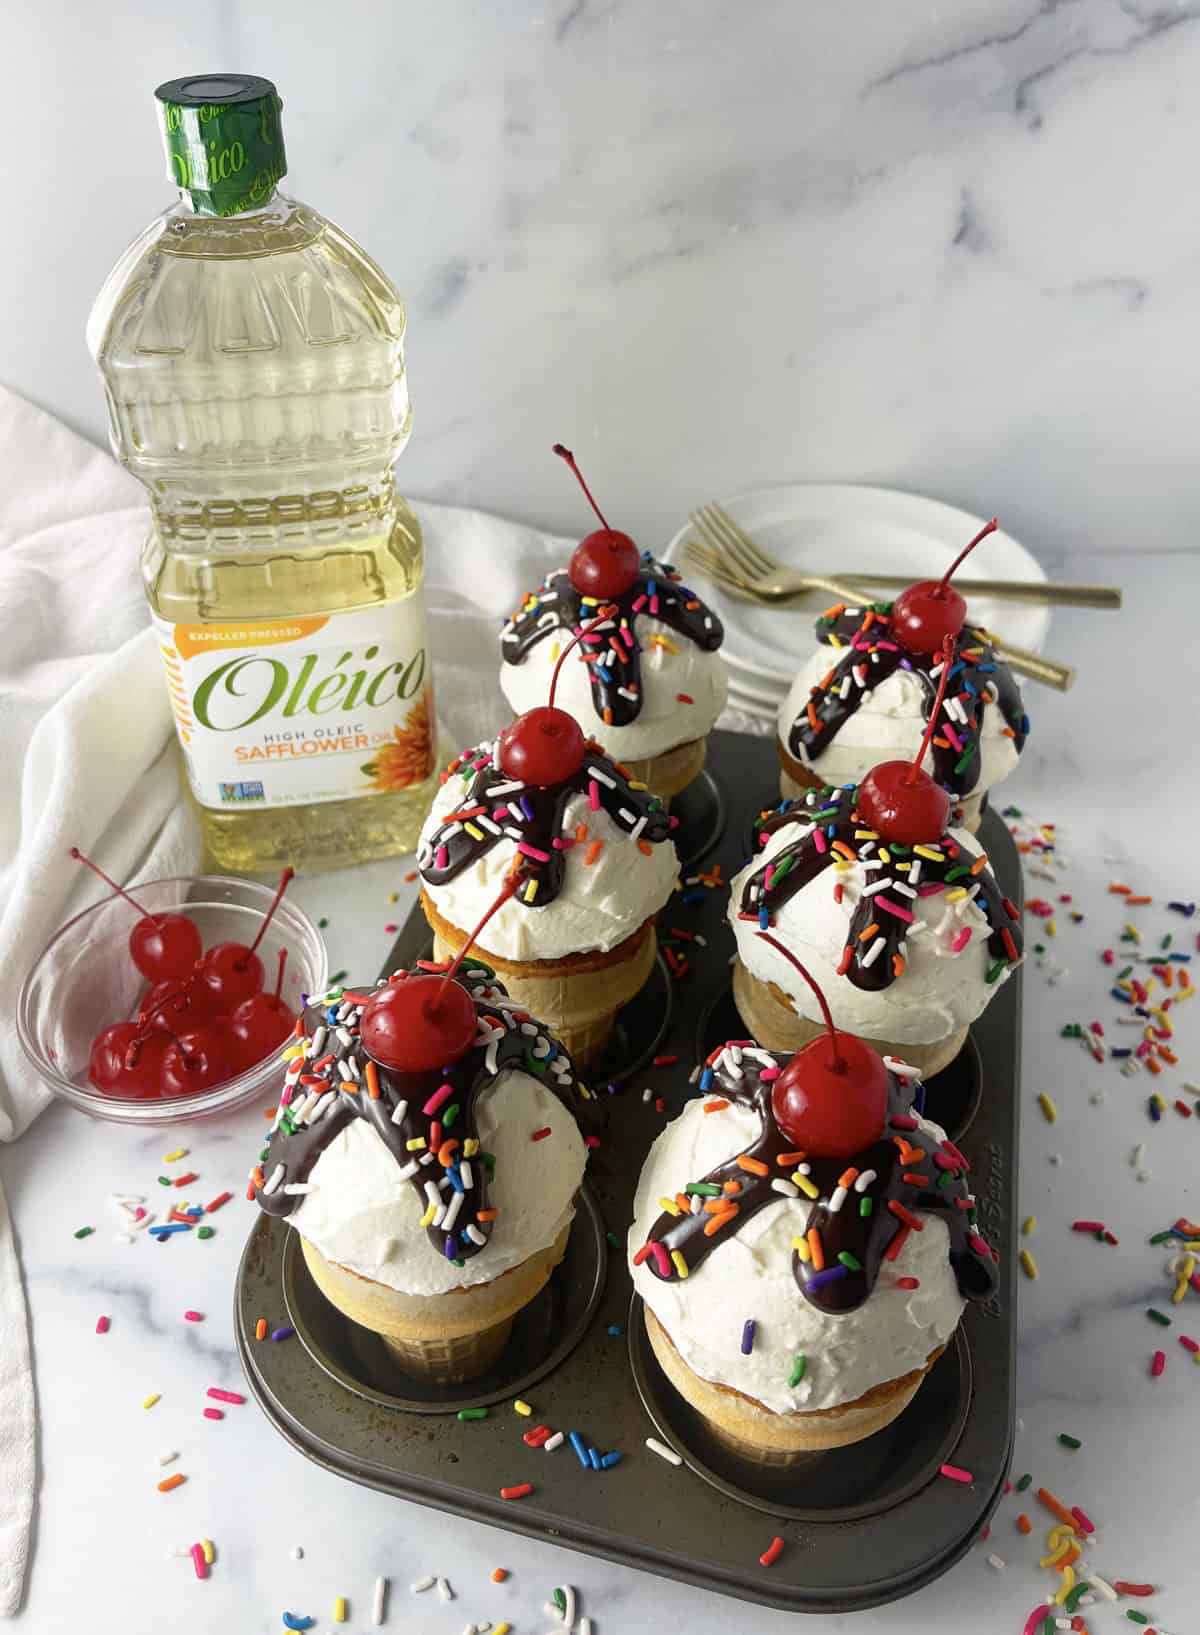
[160,1025,229,1097]
[498,705,586,785]
[360,975,478,1075]
[755,933,889,1157]
[362,874,521,1075]
[553,443,641,598]
[856,761,951,846]
[771,1033,889,1158]
[890,579,967,656]
[856,633,957,845]
[569,529,640,599]
[889,517,997,656]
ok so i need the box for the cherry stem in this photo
[69,847,153,923]
[547,604,618,710]
[905,635,956,787]
[755,932,846,1074]
[241,867,295,966]
[274,947,288,1003]
[435,873,521,1008]
[553,443,610,530]
[134,1017,197,1071]
[935,517,998,598]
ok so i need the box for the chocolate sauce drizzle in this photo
[251,964,590,1266]
[638,1041,998,1315]
[786,605,1028,798]
[737,783,1024,993]
[418,738,674,909]
[500,555,723,729]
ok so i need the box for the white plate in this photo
[665,484,1051,685]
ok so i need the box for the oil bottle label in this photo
[151,603,434,810]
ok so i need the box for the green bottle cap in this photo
[155,74,287,217]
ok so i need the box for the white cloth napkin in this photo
[0,386,208,1614]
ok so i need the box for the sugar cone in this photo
[646,1308,942,1459]
[952,791,985,834]
[422,889,657,1069]
[732,958,968,1078]
[301,1224,571,1386]
[621,737,706,802]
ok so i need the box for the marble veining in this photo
[2,0,1199,1621]
[5,1,1200,556]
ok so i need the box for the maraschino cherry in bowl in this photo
[17,870,326,1125]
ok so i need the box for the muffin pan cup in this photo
[235,730,1020,1613]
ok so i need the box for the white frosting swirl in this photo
[630,1095,964,1414]
[728,821,1014,1044]
[500,613,728,761]
[777,645,1019,796]
[418,767,678,961]
[290,1068,586,1296]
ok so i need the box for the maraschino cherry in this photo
[889,517,998,655]
[139,975,222,1028]
[87,1022,170,1098]
[159,1023,229,1097]
[70,847,202,982]
[194,867,294,1010]
[360,875,520,1074]
[755,933,889,1157]
[497,605,615,785]
[223,950,295,1075]
[856,636,956,846]
[554,443,641,599]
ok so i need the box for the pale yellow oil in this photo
[89,191,438,873]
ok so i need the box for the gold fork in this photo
[691,502,1120,609]
[684,513,1074,691]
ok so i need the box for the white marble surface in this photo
[3,546,1198,1633]
[5,0,1200,1623]
[6,1,1200,558]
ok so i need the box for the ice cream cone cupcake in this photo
[251,958,591,1385]
[630,950,998,1460]
[499,446,727,802]
[734,643,1023,1076]
[418,730,676,1066]
[776,521,1029,831]
[421,615,679,1067]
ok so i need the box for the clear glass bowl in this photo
[17,875,327,1125]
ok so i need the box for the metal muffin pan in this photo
[236,730,1021,1613]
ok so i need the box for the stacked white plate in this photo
[662,484,1051,733]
